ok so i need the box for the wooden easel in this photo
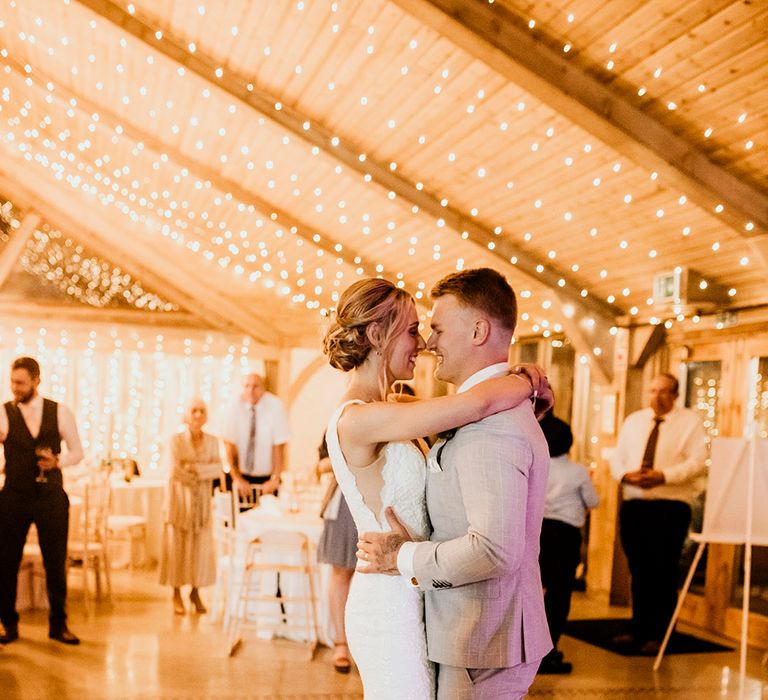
[653,434,768,696]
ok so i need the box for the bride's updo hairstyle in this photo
[323,278,413,375]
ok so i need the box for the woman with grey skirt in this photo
[316,434,357,674]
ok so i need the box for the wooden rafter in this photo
[748,236,768,272]
[0,166,281,345]
[74,0,621,327]
[630,324,666,369]
[0,211,41,289]
[0,297,209,331]
[0,58,424,305]
[394,0,768,238]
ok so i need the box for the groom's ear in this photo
[471,319,491,345]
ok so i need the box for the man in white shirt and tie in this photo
[222,373,290,499]
[0,356,84,645]
[610,372,707,654]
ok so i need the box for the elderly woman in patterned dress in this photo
[159,398,222,615]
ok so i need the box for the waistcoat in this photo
[3,399,62,494]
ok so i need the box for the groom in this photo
[358,268,552,699]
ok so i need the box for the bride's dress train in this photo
[327,400,435,699]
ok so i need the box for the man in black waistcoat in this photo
[0,357,84,645]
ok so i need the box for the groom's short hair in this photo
[431,268,517,332]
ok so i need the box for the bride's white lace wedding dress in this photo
[327,400,435,700]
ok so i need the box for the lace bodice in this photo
[326,400,430,541]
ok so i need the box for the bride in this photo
[322,278,547,699]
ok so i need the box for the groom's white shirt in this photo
[396,361,510,579]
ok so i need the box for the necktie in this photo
[245,406,256,473]
[640,416,664,471]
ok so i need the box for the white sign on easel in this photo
[654,434,768,698]
[701,436,768,545]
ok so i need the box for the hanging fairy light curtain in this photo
[0,325,257,471]
[0,198,262,471]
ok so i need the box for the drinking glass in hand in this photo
[35,446,52,484]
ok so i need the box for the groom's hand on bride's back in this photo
[356,508,412,576]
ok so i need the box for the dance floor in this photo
[1,568,767,699]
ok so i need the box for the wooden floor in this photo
[2,569,767,699]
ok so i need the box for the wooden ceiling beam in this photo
[74,0,620,327]
[630,324,666,370]
[747,236,768,272]
[0,166,280,344]
[0,211,41,289]
[394,0,768,238]
[0,297,207,330]
[0,297,283,359]
[0,58,423,304]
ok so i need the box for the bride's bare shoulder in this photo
[335,398,369,433]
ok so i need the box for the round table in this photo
[109,477,166,566]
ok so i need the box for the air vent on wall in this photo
[652,267,729,309]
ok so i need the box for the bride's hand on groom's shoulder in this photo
[510,362,546,393]
[356,508,412,576]
[511,363,554,418]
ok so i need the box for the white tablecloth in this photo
[109,477,166,565]
[234,497,332,646]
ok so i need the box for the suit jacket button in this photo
[410,577,419,587]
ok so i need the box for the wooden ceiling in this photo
[0,0,766,366]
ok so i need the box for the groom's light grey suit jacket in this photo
[412,398,552,669]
